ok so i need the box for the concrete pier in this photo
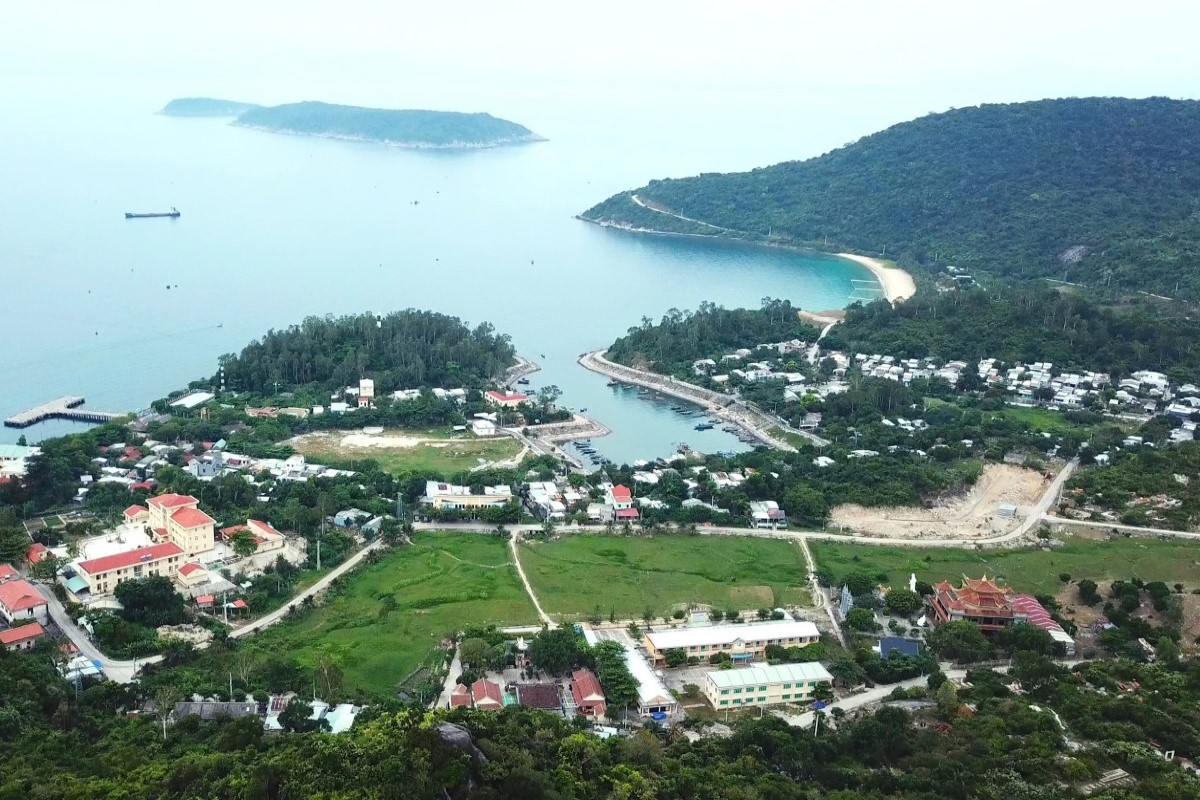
[4,396,123,429]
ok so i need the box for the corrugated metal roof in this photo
[705,662,832,690]
[646,620,819,650]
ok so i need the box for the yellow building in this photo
[76,543,185,596]
[643,620,820,665]
[145,494,216,557]
[423,481,512,511]
[704,662,833,709]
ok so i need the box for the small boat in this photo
[516,378,530,385]
[125,207,180,219]
[606,380,620,387]
[694,423,715,431]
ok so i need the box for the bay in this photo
[0,82,871,464]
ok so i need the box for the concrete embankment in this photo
[578,350,826,450]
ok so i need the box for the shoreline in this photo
[231,122,547,150]
[834,253,916,304]
[577,213,916,304]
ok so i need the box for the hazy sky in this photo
[4,1,1197,167]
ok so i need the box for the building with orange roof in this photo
[26,543,48,564]
[0,564,18,582]
[123,504,149,524]
[571,669,607,719]
[219,519,287,556]
[470,678,504,710]
[931,575,1028,633]
[0,622,45,651]
[76,543,185,596]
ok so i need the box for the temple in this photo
[931,575,1027,633]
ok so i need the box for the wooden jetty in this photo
[4,396,123,429]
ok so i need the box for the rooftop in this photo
[645,620,819,651]
[0,622,45,645]
[77,542,184,575]
[171,507,215,528]
[147,493,198,510]
[705,662,833,690]
[0,580,45,612]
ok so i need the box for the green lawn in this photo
[811,535,1200,596]
[293,428,523,474]
[248,533,536,697]
[519,535,812,619]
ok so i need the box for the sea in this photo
[0,77,873,464]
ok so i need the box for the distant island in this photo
[161,97,544,149]
[159,97,262,117]
[581,97,1200,300]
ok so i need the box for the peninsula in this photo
[231,101,541,149]
[159,97,262,117]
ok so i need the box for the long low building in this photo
[75,542,185,596]
[583,627,678,718]
[704,662,833,710]
[643,620,820,665]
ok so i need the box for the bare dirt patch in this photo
[829,464,1049,541]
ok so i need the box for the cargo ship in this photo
[125,207,180,219]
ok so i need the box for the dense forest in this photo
[159,98,262,117]
[583,97,1200,299]
[823,288,1200,378]
[215,311,516,395]
[3,644,1199,799]
[233,102,543,147]
[607,299,818,373]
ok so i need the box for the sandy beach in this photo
[837,253,916,303]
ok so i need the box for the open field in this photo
[829,463,1048,541]
[811,534,1200,596]
[289,428,523,474]
[248,533,536,697]
[519,535,811,619]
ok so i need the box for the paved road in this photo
[230,537,384,639]
[1041,515,1200,541]
[35,584,161,683]
[435,646,463,708]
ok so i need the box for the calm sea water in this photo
[0,82,870,463]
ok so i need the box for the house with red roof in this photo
[0,564,18,583]
[0,579,48,623]
[484,390,529,409]
[26,543,48,565]
[0,622,45,651]
[449,683,472,708]
[220,519,287,556]
[571,669,606,719]
[146,494,216,556]
[470,678,504,710]
[75,542,184,596]
[123,504,149,524]
[176,562,210,588]
[607,484,633,509]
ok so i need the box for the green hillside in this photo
[233,101,544,148]
[582,97,1200,299]
[159,97,261,116]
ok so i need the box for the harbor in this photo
[4,396,124,429]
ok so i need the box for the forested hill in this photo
[233,102,544,148]
[582,97,1200,299]
[159,97,261,117]
[607,300,819,374]
[824,288,1200,379]
[217,311,515,394]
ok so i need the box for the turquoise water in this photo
[0,87,869,463]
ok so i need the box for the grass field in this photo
[811,535,1200,595]
[291,428,523,474]
[250,533,536,697]
[519,535,812,619]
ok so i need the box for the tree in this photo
[279,698,328,733]
[1077,579,1100,605]
[528,627,587,675]
[811,682,835,703]
[592,641,639,713]
[663,649,687,668]
[459,638,494,671]
[927,621,994,663]
[783,485,828,523]
[114,576,188,627]
[935,680,959,717]
[884,588,923,617]
[229,529,259,560]
[153,686,180,740]
[844,607,878,632]
[997,622,1058,657]
[843,572,875,596]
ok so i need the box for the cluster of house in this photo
[168,693,360,734]
[46,493,291,603]
[0,563,49,651]
[449,669,608,720]
[577,617,832,718]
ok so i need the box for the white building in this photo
[642,620,819,665]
